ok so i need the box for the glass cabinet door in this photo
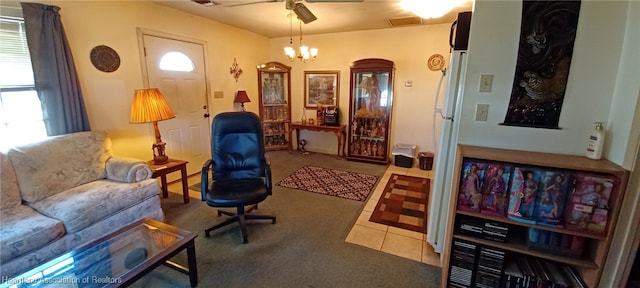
[257,62,291,151]
[347,59,395,164]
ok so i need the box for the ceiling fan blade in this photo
[293,2,317,23]
[225,0,284,7]
[191,0,220,6]
[305,0,364,2]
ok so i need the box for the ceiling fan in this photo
[191,0,364,24]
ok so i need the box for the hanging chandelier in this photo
[284,14,318,62]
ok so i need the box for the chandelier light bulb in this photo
[284,46,296,59]
[310,48,318,58]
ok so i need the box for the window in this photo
[0,16,47,150]
[159,51,195,72]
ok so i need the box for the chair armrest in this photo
[265,162,272,193]
[106,157,152,183]
[201,159,213,200]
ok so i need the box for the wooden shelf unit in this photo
[257,62,291,151]
[441,145,630,288]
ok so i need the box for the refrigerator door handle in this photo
[449,20,458,49]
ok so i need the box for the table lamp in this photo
[233,90,251,111]
[129,88,176,164]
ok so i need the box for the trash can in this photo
[418,152,434,171]
[392,144,416,168]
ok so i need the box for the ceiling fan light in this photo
[400,0,457,19]
[284,46,296,58]
[299,45,309,54]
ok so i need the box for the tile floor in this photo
[345,165,441,268]
[167,164,441,268]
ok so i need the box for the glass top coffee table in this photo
[2,218,198,288]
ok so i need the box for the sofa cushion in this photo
[0,152,21,209]
[27,179,159,233]
[0,205,65,263]
[8,131,111,203]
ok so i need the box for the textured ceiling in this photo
[152,0,474,38]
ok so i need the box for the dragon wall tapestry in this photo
[503,0,581,129]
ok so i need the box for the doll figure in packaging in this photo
[481,164,512,217]
[458,161,485,212]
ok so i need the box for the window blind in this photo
[0,17,35,87]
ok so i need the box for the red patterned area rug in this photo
[276,166,379,201]
[369,174,430,233]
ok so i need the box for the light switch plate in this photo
[214,91,224,98]
[479,75,493,92]
[475,104,489,121]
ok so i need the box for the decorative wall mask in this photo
[502,1,581,129]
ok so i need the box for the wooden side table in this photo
[147,159,190,204]
[288,122,347,159]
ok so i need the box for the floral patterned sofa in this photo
[0,131,164,278]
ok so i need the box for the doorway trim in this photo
[136,28,211,101]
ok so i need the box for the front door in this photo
[140,32,210,180]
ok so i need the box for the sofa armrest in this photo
[106,157,152,183]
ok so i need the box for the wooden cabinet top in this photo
[458,144,629,177]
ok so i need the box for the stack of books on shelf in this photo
[448,239,479,288]
[482,220,509,243]
[459,216,484,238]
[503,256,587,288]
[475,246,506,288]
[527,228,585,258]
[458,215,510,243]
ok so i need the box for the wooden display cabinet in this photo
[257,62,291,151]
[441,145,630,288]
[346,58,395,165]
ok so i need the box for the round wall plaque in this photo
[90,45,120,72]
[427,54,445,71]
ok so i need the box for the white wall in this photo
[457,0,638,168]
[268,24,452,156]
[462,1,640,287]
[606,0,640,169]
[50,0,270,161]
[600,1,640,285]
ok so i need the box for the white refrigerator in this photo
[427,50,468,254]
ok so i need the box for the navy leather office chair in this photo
[200,112,276,243]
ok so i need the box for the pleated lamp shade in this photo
[129,88,176,123]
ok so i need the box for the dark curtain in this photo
[21,2,90,135]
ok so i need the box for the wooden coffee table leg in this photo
[187,241,198,287]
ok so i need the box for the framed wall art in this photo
[304,70,339,109]
[502,1,581,129]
